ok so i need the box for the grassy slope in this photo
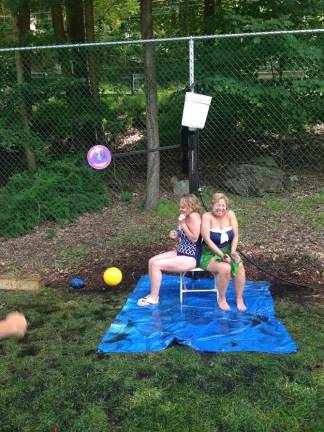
[0,184,323,431]
[0,287,323,432]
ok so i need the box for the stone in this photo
[0,275,43,291]
[224,163,285,196]
[250,154,279,168]
[171,176,189,195]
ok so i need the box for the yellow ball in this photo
[103,267,123,286]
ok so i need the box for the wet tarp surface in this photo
[98,275,297,354]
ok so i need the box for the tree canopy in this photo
[0,0,322,200]
[0,0,322,47]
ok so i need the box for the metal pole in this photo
[2,28,321,52]
[189,37,194,91]
[188,38,199,194]
[188,130,199,193]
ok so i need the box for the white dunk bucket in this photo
[181,92,212,129]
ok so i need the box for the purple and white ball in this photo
[87,145,112,170]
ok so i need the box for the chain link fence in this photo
[0,30,323,196]
[195,31,324,196]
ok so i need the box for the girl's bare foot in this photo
[218,299,231,311]
[236,298,246,312]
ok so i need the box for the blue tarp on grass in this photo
[98,275,297,354]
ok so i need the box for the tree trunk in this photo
[179,0,189,35]
[12,0,36,171]
[65,0,87,78]
[140,0,160,209]
[203,0,215,34]
[204,0,215,18]
[203,0,223,34]
[65,0,95,149]
[51,0,72,77]
[65,0,85,42]
[84,0,100,102]
[84,0,104,143]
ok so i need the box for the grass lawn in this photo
[0,178,323,431]
[0,285,323,432]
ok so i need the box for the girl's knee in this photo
[222,263,231,277]
[151,260,162,272]
[238,262,245,275]
[212,263,231,278]
[148,256,157,268]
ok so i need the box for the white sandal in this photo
[137,295,159,306]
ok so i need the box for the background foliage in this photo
[0,0,323,232]
[0,159,109,237]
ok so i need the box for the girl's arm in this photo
[180,212,201,242]
[229,210,239,253]
[201,212,225,258]
[0,312,27,340]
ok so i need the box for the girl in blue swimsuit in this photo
[138,194,201,306]
[200,192,246,312]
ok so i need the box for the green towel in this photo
[199,244,240,277]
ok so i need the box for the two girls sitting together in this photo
[138,192,246,312]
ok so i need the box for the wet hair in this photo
[211,192,229,207]
[180,193,201,213]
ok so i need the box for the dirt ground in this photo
[0,187,323,302]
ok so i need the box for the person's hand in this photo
[5,312,28,338]
[231,252,240,263]
[222,254,231,263]
[169,230,178,240]
[178,213,186,223]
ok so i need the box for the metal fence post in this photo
[189,37,194,91]
[188,37,199,194]
[188,129,199,193]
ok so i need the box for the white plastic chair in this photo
[179,268,218,303]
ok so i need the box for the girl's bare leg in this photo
[148,251,176,281]
[150,255,196,298]
[234,263,246,311]
[207,261,231,311]
[138,255,196,306]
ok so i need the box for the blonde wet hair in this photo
[180,193,201,214]
[211,192,229,207]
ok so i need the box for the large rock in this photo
[171,176,189,195]
[223,163,285,196]
[250,154,279,168]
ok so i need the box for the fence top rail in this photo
[0,28,323,53]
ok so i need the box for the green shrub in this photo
[102,94,146,136]
[155,199,179,218]
[0,159,110,238]
[158,91,184,146]
[45,228,56,240]
[33,99,70,140]
[120,190,133,202]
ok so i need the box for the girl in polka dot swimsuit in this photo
[138,194,201,306]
